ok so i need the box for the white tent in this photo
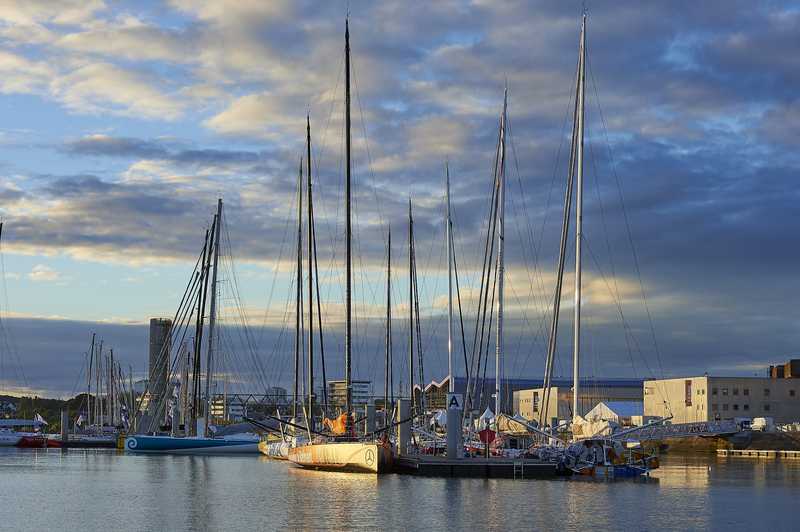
[585,401,643,425]
[475,407,495,430]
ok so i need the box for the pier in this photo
[394,456,559,479]
[717,449,800,459]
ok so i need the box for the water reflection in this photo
[2,450,800,530]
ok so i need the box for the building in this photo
[513,379,643,423]
[265,387,288,406]
[644,376,800,424]
[768,359,800,379]
[327,380,371,409]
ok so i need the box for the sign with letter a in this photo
[446,393,463,411]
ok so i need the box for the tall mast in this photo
[87,333,95,427]
[495,88,507,416]
[307,115,314,428]
[294,157,303,421]
[385,228,392,414]
[192,228,211,435]
[344,18,353,426]
[573,15,586,420]
[446,163,454,394]
[204,198,222,437]
[408,199,414,411]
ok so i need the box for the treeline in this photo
[1,394,92,433]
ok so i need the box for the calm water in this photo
[1,450,798,531]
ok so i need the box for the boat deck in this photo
[394,456,559,479]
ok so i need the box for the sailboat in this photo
[287,19,393,474]
[259,116,315,460]
[536,13,659,478]
[125,199,259,455]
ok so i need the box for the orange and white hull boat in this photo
[287,441,393,474]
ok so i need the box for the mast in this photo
[573,15,586,420]
[204,198,222,437]
[109,350,114,426]
[408,199,414,411]
[495,88,507,416]
[446,164,454,394]
[87,333,95,427]
[294,157,303,421]
[307,115,314,429]
[344,18,353,429]
[191,228,210,435]
[384,228,392,415]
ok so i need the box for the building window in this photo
[733,404,739,411]
[764,389,770,397]
[712,387,718,395]
[685,380,693,407]
[644,387,653,396]
[723,404,729,411]
[733,388,739,396]
[791,390,796,398]
[744,388,749,396]
[722,388,728,396]
[712,404,718,411]
[743,404,749,411]
[764,404,771,411]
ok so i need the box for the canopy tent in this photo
[474,407,495,430]
[584,401,643,424]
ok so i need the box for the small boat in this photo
[124,434,259,455]
[564,438,659,478]
[258,439,290,460]
[0,428,22,447]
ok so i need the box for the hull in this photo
[16,435,48,448]
[287,441,393,474]
[258,440,290,460]
[124,435,259,455]
[0,434,22,447]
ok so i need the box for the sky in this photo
[0,0,798,399]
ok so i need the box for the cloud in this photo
[27,264,61,282]
[50,62,185,119]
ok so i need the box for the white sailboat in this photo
[287,19,393,474]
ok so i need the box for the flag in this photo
[76,414,85,426]
[34,413,48,426]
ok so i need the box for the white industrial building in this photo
[644,376,800,424]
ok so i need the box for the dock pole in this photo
[60,409,69,444]
[397,399,410,456]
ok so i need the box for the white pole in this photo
[495,88,507,417]
[573,16,586,421]
[446,163,453,394]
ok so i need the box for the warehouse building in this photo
[644,375,800,424]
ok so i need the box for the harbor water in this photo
[1,450,798,531]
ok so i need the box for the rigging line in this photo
[466,128,502,413]
[221,226,273,394]
[506,116,552,334]
[583,237,651,387]
[350,52,389,240]
[588,57,666,383]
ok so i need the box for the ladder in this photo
[513,460,524,479]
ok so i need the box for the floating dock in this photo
[394,456,559,479]
[717,449,800,459]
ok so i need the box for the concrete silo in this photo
[148,318,173,423]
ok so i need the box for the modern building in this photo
[513,379,644,423]
[327,380,371,409]
[644,376,800,424]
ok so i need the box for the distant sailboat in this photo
[287,19,392,474]
[125,199,259,455]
